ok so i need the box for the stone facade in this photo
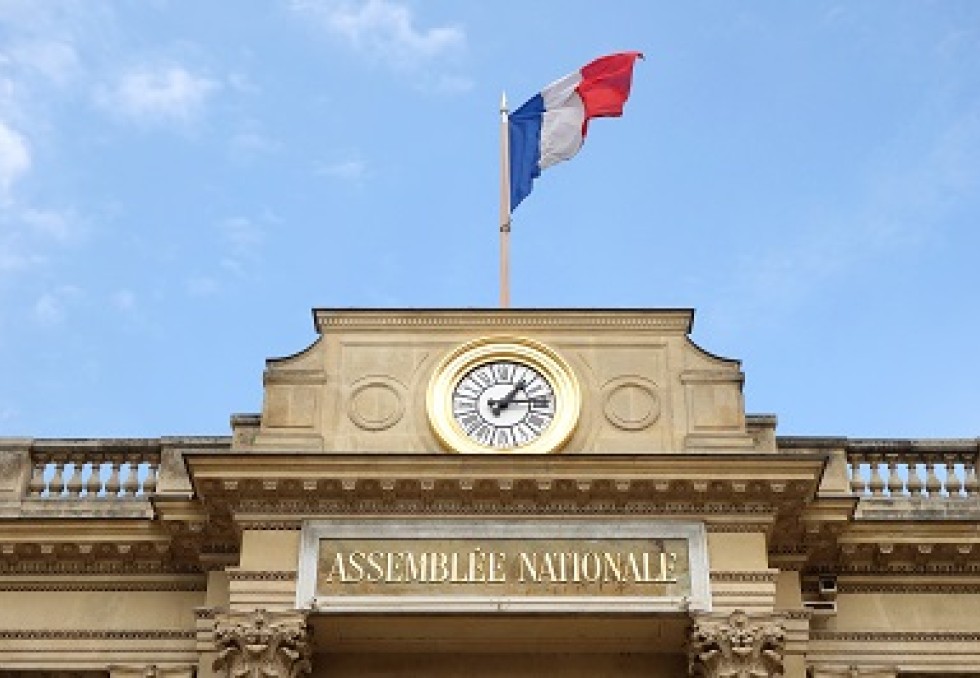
[0,309,978,676]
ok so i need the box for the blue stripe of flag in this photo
[508,94,545,211]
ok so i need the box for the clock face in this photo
[427,337,581,454]
[451,360,557,450]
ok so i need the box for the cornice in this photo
[226,570,296,581]
[0,629,196,640]
[0,577,207,592]
[313,308,694,334]
[710,571,779,583]
[810,631,980,642]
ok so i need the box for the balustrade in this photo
[846,444,979,499]
[27,447,160,499]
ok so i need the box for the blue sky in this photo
[1,1,978,439]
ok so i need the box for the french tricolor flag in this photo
[508,52,643,211]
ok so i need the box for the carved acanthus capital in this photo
[213,609,312,678]
[689,609,786,677]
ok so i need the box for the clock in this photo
[426,337,581,454]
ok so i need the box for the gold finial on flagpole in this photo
[499,91,511,308]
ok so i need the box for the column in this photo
[212,609,312,678]
[689,609,786,677]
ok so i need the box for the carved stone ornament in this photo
[213,609,312,678]
[689,609,786,678]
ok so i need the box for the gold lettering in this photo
[557,552,569,582]
[366,552,384,582]
[540,553,558,582]
[627,552,643,582]
[450,552,469,583]
[642,551,654,582]
[385,552,403,582]
[430,552,449,582]
[468,548,485,582]
[325,553,347,583]
[488,552,506,582]
[602,552,622,582]
[348,551,365,582]
[580,552,601,583]
[404,552,426,582]
[571,550,582,583]
[518,552,538,583]
[660,552,678,583]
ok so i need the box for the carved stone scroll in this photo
[689,609,786,677]
[213,609,312,678]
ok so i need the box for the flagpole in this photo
[499,91,511,308]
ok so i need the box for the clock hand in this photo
[488,379,525,416]
[499,398,550,406]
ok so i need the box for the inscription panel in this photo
[297,519,709,613]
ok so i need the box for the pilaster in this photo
[689,609,786,677]
[212,608,312,678]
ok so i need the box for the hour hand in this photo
[488,380,525,416]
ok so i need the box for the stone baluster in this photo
[907,460,925,496]
[962,454,979,497]
[104,456,122,497]
[868,456,886,496]
[65,459,84,498]
[885,456,904,496]
[48,455,66,498]
[924,461,942,497]
[85,460,104,496]
[142,461,158,495]
[121,454,140,496]
[942,455,961,497]
[848,457,867,496]
[28,454,47,497]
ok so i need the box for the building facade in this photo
[1,308,978,677]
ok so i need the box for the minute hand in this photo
[489,380,525,416]
[495,398,549,405]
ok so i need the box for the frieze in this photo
[810,631,980,642]
[711,590,776,598]
[0,579,206,592]
[315,311,693,332]
[0,560,202,575]
[233,497,781,517]
[0,629,196,640]
[227,570,297,581]
[710,571,778,583]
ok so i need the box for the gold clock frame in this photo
[426,336,581,454]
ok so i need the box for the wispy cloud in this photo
[710,104,980,327]
[95,64,218,125]
[33,285,83,326]
[10,39,80,86]
[316,157,368,181]
[185,275,220,298]
[0,119,31,199]
[292,0,466,70]
[111,289,137,313]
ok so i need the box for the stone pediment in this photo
[236,309,758,454]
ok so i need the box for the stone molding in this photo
[689,609,786,677]
[313,309,694,333]
[0,630,195,640]
[109,666,196,678]
[808,667,896,678]
[0,578,206,591]
[213,609,312,678]
[810,630,980,642]
[227,570,297,581]
[710,572,778,583]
